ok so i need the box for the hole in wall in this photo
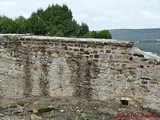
[142,80,148,84]
[139,65,144,68]
[94,55,99,58]
[120,100,128,105]
[129,57,133,61]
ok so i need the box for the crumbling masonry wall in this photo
[0,34,160,112]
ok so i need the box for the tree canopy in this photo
[0,4,112,39]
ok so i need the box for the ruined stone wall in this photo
[0,34,160,112]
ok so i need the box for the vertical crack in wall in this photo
[39,48,50,96]
[77,59,92,98]
[23,49,32,97]
[67,56,93,99]
[40,63,50,96]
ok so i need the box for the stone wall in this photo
[0,34,160,113]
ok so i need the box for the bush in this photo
[83,30,112,39]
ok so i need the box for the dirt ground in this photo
[0,96,159,120]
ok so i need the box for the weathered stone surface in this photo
[0,34,160,119]
[31,114,42,120]
[128,47,160,61]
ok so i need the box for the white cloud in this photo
[0,0,160,30]
[0,1,17,13]
[139,11,160,20]
[0,1,16,6]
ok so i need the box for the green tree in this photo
[55,30,64,37]
[83,31,97,38]
[0,4,112,39]
[26,4,80,37]
[0,16,15,33]
[97,30,112,39]
[83,30,112,39]
[14,16,27,33]
[46,4,79,37]
[78,23,89,37]
[27,13,47,35]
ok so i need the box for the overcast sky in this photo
[0,0,160,30]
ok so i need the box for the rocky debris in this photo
[0,97,159,120]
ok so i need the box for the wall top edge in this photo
[0,34,133,46]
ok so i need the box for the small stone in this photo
[121,97,131,101]
[60,109,64,113]
[31,114,42,120]
[32,109,38,113]
[76,109,82,114]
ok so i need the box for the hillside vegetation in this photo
[0,4,111,39]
